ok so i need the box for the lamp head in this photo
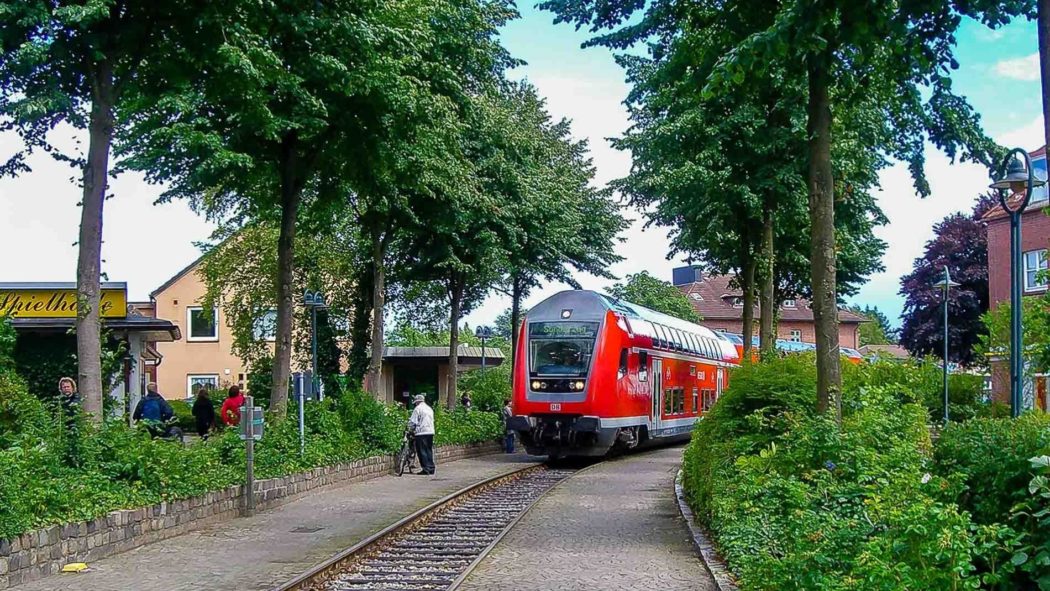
[990,154,1047,193]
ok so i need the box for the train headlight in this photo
[531,380,542,390]
[574,381,585,390]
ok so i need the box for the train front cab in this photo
[508,291,636,457]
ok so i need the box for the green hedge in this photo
[0,369,501,539]
[681,356,1043,590]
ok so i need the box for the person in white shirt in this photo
[408,395,436,475]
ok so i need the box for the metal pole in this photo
[298,377,305,457]
[311,306,319,393]
[244,394,255,517]
[1010,212,1024,417]
[481,336,487,372]
[943,277,949,424]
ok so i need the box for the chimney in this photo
[672,265,702,286]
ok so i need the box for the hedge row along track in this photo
[274,465,576,591]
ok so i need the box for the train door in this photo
[651,358,663,435]
[716,367,725,399]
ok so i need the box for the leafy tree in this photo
[0,0,202,420]
[849,305,896,347]
[543,0,1023,421]
[122,0,513,415]
[899,197,993,366]
[607,271,702,323]
[493,306,528,341]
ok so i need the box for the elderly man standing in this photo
[408,395,436,475]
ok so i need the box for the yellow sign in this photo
[0,288,127,319]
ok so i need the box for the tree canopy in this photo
[607,271,702,323]
[899,196,993,366]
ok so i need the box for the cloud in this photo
[994,53,1040,81]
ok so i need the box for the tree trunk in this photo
[740,256,756,362]
[270,134,302,416]
[365,234,386,397]
[347,258,374,386]
[77,60,115,423]
[446,277,464,409]
[806,53,842,423]
[1039,0,1050,153]
[759,208,776,360]
[510,274,523,381]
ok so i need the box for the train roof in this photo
[528,290,739,361]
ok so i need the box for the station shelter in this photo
[376,346,505,407]
[0,282,181,421]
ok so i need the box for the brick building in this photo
[671,267,867,349]
[982,145,1048,410]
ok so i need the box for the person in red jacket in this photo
[220,385,246,427]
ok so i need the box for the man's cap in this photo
[413,395,425,405]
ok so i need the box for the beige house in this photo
[147,258,264,399]
[146,257,504,403]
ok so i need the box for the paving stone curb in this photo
[674,469,739,591]
[0,440,499,589]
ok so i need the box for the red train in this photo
[508,290,739,458]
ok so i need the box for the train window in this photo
[689,334,699,354]
[677,388,686,414]
[702,389,716,412]
[692,387,699,412]
[689,365,696,376]
[664,389,673,415]
[673,329,683,351]
[638,351,649,381]
[618,348,628,379]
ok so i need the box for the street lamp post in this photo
[989,150,1047,418]
[303,290,327,395]
[935,266,960,424]
[475,325,493,372]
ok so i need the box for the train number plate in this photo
[549,403,562,412]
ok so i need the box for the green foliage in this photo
[607,271,702,323]
[458,365,512,412]
[843,359,985,423]
[169,400,195,432]
[849,305,895,346]
[935,414,1050,526]
[0,373,500,539]
[935,416,1050,588]
[980,297,1050,374]
[684,368,978,590]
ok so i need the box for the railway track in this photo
[275,465,576,591]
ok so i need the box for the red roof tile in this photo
[677,275,868,323]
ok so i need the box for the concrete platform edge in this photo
[674,469,739,591]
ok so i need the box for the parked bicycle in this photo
[395,428,417,476]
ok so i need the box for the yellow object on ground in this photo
[61,563,89,573]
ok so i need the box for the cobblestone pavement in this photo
[459,446,717,591]
[18,453,537,591]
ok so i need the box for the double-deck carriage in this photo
[508,290,739,458]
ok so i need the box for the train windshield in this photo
[528,321,599,376]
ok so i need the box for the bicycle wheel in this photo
[395,445,409,476]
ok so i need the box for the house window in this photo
[187,374,219,398]
[782,299,796,308]
[732,297,743,308]
[252,309,278,341]
[789,329,802,343]
[1024,249,1048,292]
[187,307,219,341]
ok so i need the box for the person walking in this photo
[220,385,246,427]
[57,377,81,465]
[502,399,515,454]
[192,387,216,440]
[408,395,436,475]
[133,383,175,437]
